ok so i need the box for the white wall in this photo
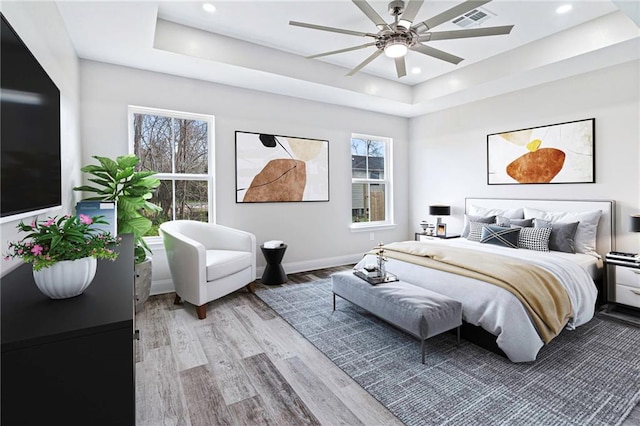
[79,60,410,293]
[409,60,640,253]
[0,2,82,276]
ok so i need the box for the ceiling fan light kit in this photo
[384,41,408,58]
[290,0,514,78]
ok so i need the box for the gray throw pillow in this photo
[533,218,579,254]
[480,225,520,249]
[462,214,496,238]
[496,216,533,228]
[518,227,551,252]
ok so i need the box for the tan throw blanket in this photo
[370,241,573,344]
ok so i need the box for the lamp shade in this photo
[631,215,640,232]
[429,205,451,216]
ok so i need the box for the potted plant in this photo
[74,154,161,312]
[4,214,120,299]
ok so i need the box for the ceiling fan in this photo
[290,0,514,78]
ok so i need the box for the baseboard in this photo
[256,253,362,277]
[150,278,175,296]
[151,252,363,295]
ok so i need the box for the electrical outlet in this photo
[369,232,374,241]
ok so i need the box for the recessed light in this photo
[411,67,421,74]
[556,4,572,14]
[202,3,216,13]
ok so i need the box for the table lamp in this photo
[429,205,451,226]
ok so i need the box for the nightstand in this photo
[415,232,434,241]
[603,260,640,325]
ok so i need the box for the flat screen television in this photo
[1,13,62,223]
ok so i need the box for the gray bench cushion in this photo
[332,271,462,340]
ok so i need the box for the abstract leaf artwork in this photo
[487,118,595,185]
[235,131,329,203]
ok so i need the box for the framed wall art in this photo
[235,131,329,203]
[487,118,595,185]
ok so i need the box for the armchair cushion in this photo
[206,250,253,282]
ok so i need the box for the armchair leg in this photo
[196,304,207,320]
[246,282,256,293]
[174,294,182,305]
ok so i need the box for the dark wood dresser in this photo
[1,234,135,426]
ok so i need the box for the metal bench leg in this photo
[421,339,426,364]
[457,326,460,346]
[333,293,336,311]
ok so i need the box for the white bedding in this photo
[355,238,600,362]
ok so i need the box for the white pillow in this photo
[468,205,524,219]
[523,207,602,254]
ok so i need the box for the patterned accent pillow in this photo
[462,214,496,238]
[496,216,533,228]
[518,227,552,252]
[480,225,520,249]
[467,221,488,242]
[533,219,579,253]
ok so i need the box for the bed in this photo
[355,198,615,362]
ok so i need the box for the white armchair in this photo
[159,220,256,319]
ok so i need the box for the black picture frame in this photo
[487,118,595,185]
[235,131,329,203]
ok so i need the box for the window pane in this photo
[133,114,172,173]
[351,138,385,179]
[173,118,208,174]
[369,183,386,222]
[352,183,368,223]
[134,114,209,175]
[142,179,209,236]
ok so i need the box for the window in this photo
[351,134,393,227]
[129,106,214,236]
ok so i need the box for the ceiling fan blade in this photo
[306,42,377,59]
[411,43,464,64]
[420,25,514,41]
[290,21,374,38]
[346,49,383,76]
[413,0,492,31]
[352,0,392,31]
[395,57,407,78]
[400,0,424,25]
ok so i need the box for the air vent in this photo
[452,8,492,28]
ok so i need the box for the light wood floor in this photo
[135,266,640,426]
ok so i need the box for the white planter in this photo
[135,258,152,313]
[32,257,98,299]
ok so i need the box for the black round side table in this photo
[260,244,288,285]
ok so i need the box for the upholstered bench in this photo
[331,271,462,363]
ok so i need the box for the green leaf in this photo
[119,216,152,238]
[115,167,134,181]
[94,156,119,176]
[116,154,140,169]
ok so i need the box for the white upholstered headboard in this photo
[465,198,615,257]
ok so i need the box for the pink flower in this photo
[30,221,36,228]
[17,249,23,255]
[43,218,55,226]
[31,245,43,256]
[79,214,93,225]
[4,256,10,261]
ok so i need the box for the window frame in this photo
[127,105,216,241]
[350,133,395,231]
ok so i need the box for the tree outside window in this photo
[351,135,392,225]
[129,107,214,235]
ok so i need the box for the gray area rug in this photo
[256,279,640,426]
